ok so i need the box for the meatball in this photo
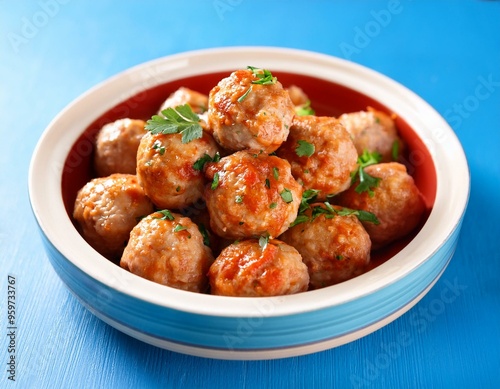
[276,115,358,199]
[208,239,309,297]
[158,87,208,115]
[280,204,372,289]
[120,211,213,293]
[286,85,310,106]
[136,131,220,209]
[336,162,425,249]
[338,108,404,162]
[93,118,146,177]
[204,150,302,240]
[207,68,295,153]
[73,174,154,260]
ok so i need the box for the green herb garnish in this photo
[198,224,211,247]
[235,195,243,204]
[193,152,221,171]
[273,167,280,180]
[280,188,294,203]
[152,140,166,155]
[259,233,270,250]
[351,150,382,197]
[269,202,277,209]
[248,66,277,85]
[295,100,315,116]
[211,172,220,190]
[145,104,203,144]
[237,86,252,103]
[153,209,174,221]
[174,224,188,232]
[298,189,320,213]
[295,140,315,157]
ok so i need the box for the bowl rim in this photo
[28,46,470,318]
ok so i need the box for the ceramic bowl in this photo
[28,47,469,360]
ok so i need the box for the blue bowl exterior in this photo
[37,217,464,353]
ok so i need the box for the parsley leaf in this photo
[289,214,310,227]
[273,167,280,180]
[211,172,220,190]
[299,189,320,213]
[174,224,187,232]
[193,152,221,171]
[259,233,270,250]
[237,86,252,103]
[280,188,294,203]
[351,150,382,197]
[153,209,175,221]
[145,104,203,144]
[295,100,315,116]
[197,224,211,247]
[247,66,277,85]
[295,140,315,157]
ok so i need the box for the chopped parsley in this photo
[295,140,315,157]
[235,195,243,204]
[351,150,382,197]
[153,209,174,221]
[248,66,277,85]
[258,233,270,250]
[211,172,220,190]
[273,167,280,180]
[238,66,277,103]
[299,189,320,213]
[237,86,252,103]
[295,100,315,116]
[145,104,203,144]
[174,224,188,232]
[269,202,277,209]
[193,152,221,171]
[152,140,166,155]
[197,224,211,247]
[290,201,379,227]
[280,188,294,203]
[265,178,271,189]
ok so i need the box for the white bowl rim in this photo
[28,46,470,318]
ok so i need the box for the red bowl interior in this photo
[62,71,437,269]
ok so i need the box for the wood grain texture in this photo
[1,1,499,388]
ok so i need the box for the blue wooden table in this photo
[1,1,499,388]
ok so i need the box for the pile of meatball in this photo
[73,67,426,297]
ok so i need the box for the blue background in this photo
[1,1,499,388]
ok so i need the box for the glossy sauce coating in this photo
[209,239,309,297]
[120,211,214,293]
[208,69,295,153]
[276,115,358,199]
[204,150,302,240]
[136,131,219,209]
[73,174,154,260]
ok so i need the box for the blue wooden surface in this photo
[1,1,499,388]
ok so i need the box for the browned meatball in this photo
[158,87,208,115]
[136,131,219,209]
[276,115,358,199]
[207,68,295,153]
[338,108,404,162]
[120,210,214,293]
[208,239,309,297]
[204,150,302,240]
[280,204,371,289]
[73,174,154,259]
[94,119,146,177]
[336,162,425,249]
